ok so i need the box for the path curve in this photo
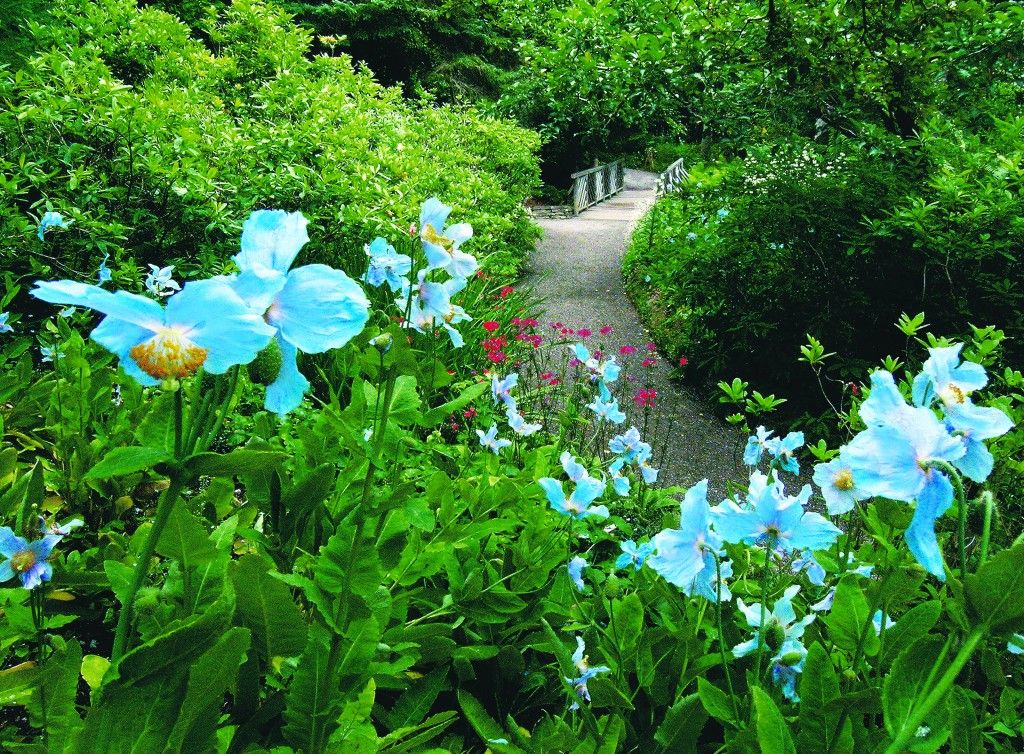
[524,169,745,497]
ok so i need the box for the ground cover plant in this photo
[0,196,1021,752]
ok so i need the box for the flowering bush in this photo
[0,197,1021,753]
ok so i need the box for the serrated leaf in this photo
[231,555,308,664]
[799,642,851,754]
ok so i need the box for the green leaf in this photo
[654,693,707,752]
[798,642,852,754]
[697,676,736,723]
[420,381,488,427]
[84,446,170,480]
[824,575,879,656]
[880,601,941,668]
[231,554,308,664]
[965,542,1024,633]
[882,637,950,752]
[184,449,288,478]
[155,500,218,568]
[753,686,796,754]
[457,689,506,744]
[166,627,251,752]
[283,623,342,752]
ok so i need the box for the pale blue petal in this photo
[265,338,310,416]
[271,265,370,353]
[235,210,308,274]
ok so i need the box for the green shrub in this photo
[0,0,541,303]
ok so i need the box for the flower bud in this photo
[247,339,283,386]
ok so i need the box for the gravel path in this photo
[524,169,746,498]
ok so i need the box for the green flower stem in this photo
[925,459,967,580]
[710,550,741,723]
[884,625,985,754]
[111,389,187,663]
[978,491,994,565]
[110,472,186,662]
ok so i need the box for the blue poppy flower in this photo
[228,210,370,414]
[567,556,587,591]
[843,371,966,578]
[492,372,519,410]
[0,312,11,334]
[649,480,733,601]
[97,254,112,285]
[616,540,654,571]
[144,265,180,297]
[31,279,275,385]
[539,476,609,520]
[767,431,804,474]
[566,636,610,708]
[733,585,814,662]
[419,198,477,279]
[362,237,412,293]
[713,473,841,555]
[812,456,869,515]
[0,527,62,590]
[744,426,774,466]
[37,211,72,240]
[477,423,512,455]
[506,406,542,436]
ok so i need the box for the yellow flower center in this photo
[833,468,855,491]
[130,328,207,380]
[421,224,451,252]
[10,550,36,573]
[938,382,965,405]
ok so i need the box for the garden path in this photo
[525,169,746,498]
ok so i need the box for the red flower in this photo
[678,356,688,367]
[642,357,657,367]
[577,328,593,338]
[483,320,500,332]
[619,345,636,355]
[600,325,613,335]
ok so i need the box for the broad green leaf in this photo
[654,693,706,752]
[456,689,506,744]
[166,627,251,752]
[231,554,308,664]
[880,600,941,668]
[155,500,218,568]
[882,637,951,752]
[753,686,796,754]
[798,642,852,754]
[824,575,879,656]
[184,449,288,478]
[965,542,1024,633]
[84,447,170,480]
[697,676,737,723]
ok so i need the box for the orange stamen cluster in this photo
[130,328,207,380]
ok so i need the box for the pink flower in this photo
[577,328,593,338]
[619,345,636,355]
[483,320,500,332]
[600,325,613,335]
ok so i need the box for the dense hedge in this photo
[624,124,1024,402]
[0,0,541,300]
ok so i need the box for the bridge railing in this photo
[656,157,688,196]
[570,160,625,214]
